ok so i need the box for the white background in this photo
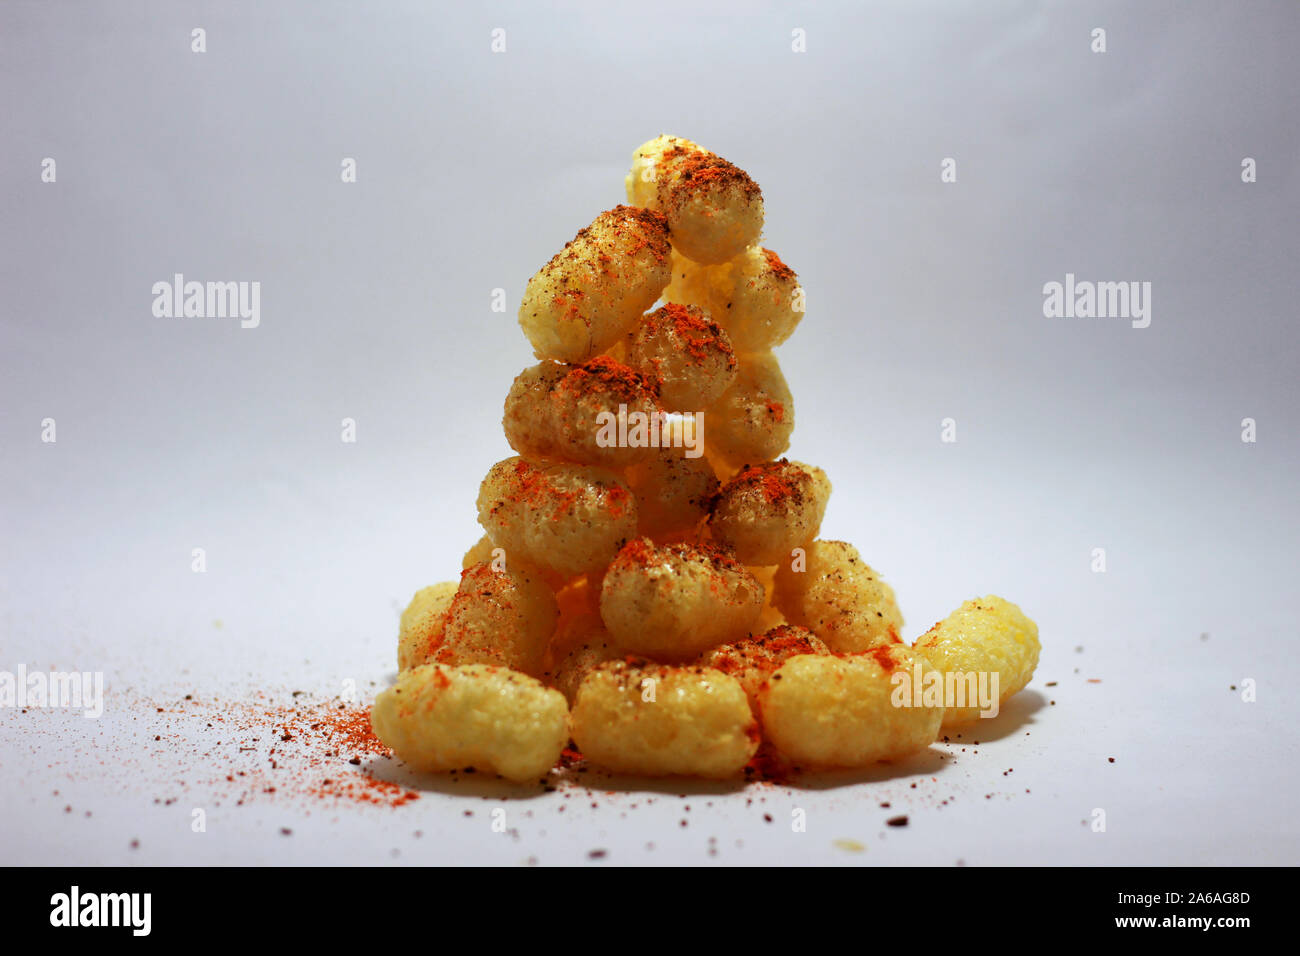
[2,1,1297,865]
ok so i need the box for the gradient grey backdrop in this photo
[2,1,1297,864]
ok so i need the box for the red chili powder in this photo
[756,626,822,657]
[864,644,902,673]
[607,205,671,262]
[728,459,804,506]
[613,537,659,568]
[540,206,670,278]
[559,355,658,402]
[550,288,587,323]
[651,304,735,369]
[603,482,632,519]
[660,146,762,206]
[761,248,797,282]
[506,459,581,516]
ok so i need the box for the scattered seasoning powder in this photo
[20,689,421,811]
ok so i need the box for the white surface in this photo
[2,1,1298,865]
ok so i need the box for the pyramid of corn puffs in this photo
[372,136,1041,782]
